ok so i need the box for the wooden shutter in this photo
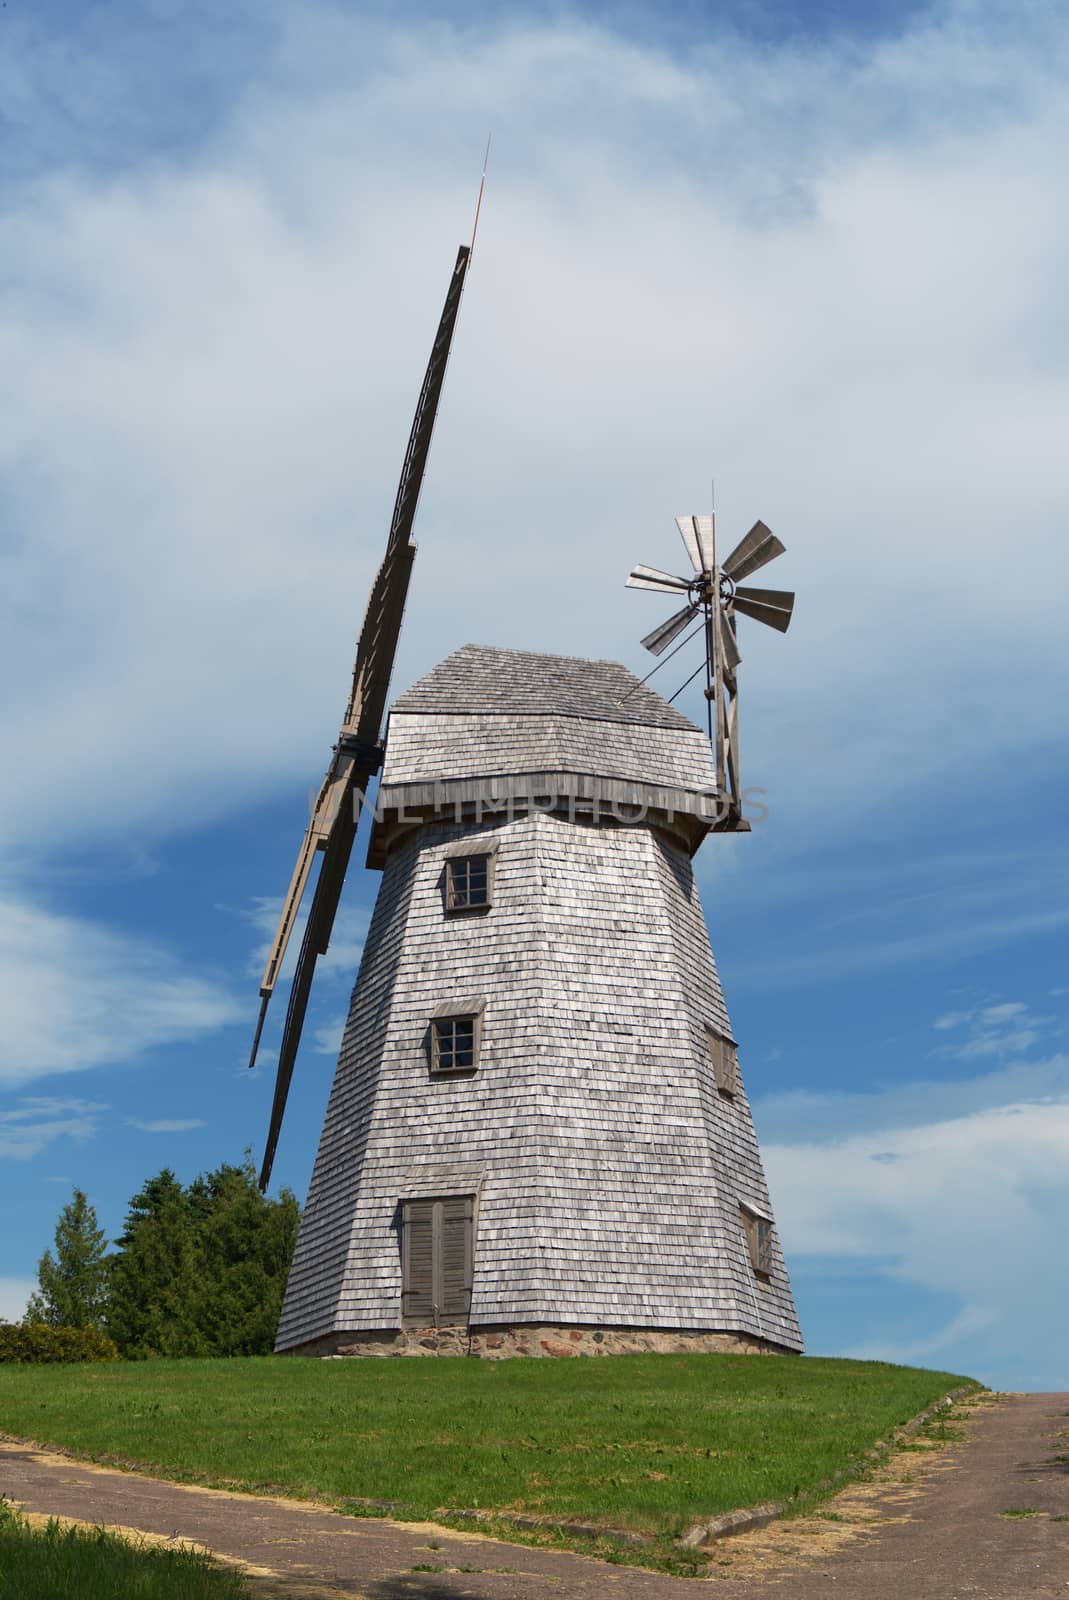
[740,1205,773,1278]
[438,1196,474,1318]
[401,1196,474,1324]
[706,1026,738,1096]
[401,1201,434,1319]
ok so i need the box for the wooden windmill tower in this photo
[253,240,803,1359]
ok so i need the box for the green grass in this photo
[0,1354,978,1541]
[0,1499,246,1599]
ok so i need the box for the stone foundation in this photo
[284,1323,798,1359]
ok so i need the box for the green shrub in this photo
[0,1322,118,1364]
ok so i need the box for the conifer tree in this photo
[106,1169,203,1357]
[189,1158,300,1357]
[106,1160,299,1358]
[25,1188,109,1330]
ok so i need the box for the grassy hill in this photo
[0,1352,977,1545]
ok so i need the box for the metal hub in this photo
[691,572,736,607]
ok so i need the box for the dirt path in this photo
[2,1391,1067,1597]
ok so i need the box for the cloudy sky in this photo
[1,0,1066,1391]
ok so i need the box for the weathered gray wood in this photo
[626,564,691,593]
[440,1196,474,1319]
[732,588,794,632]
[717,605,742,673]
[676,513,714,574]
[276,646,802,1355]
[401,1200,434,1320]
[642,602,699,656]
[721,520,785,582]
[252,240,473,1090]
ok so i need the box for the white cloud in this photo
[128,1118,205,1134]
[0,1279,36,1324]
[753,1050,1069,1145]
[0,1097,107,1159]
[978,1003,1029,1027]
[0,8,1064,1113]
[929,999,1056,1063]
[311,1014,347,1056]
[0,2,1065,872]
[0,1097,107,1122]
[762,1080,1069,1387]
[0,891,241,1086]
[0,1119,94,1162]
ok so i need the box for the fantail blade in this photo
[641,602,699,656]
[722,520,786,582]
[676,514,715,575]
[732,585,795,633]
[627,564,692,593]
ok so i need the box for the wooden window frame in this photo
[429,1002,485,1075]
[443,849,496,914]
[705,1025,739,1099]
[739,1204,774,1279]
[400,1194,475,1326]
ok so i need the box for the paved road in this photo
[1,1391,1067,1597]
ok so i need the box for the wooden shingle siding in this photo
[392,644,699,731]
[384,714,715,795]
[275,649,803,1356]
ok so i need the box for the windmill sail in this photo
[253,243,474,1190]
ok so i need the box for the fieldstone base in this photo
[283,1323,798,1359]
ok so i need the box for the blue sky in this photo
[1,0,1066,1391]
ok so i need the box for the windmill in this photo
[252,240,801,1363]
[249,237,475,1191]
[626,515,794,829]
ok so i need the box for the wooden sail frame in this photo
[252,243,475,1190]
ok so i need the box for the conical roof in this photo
[393,644,701,733]
[373,643,719,867]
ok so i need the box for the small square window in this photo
[740,1206,773,1278]
[706,1027,739,1098]
[445,854,492,913]
[431,1013,481,1073]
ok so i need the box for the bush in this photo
[0,1322,118,1364]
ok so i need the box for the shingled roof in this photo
[392,645,701,732]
